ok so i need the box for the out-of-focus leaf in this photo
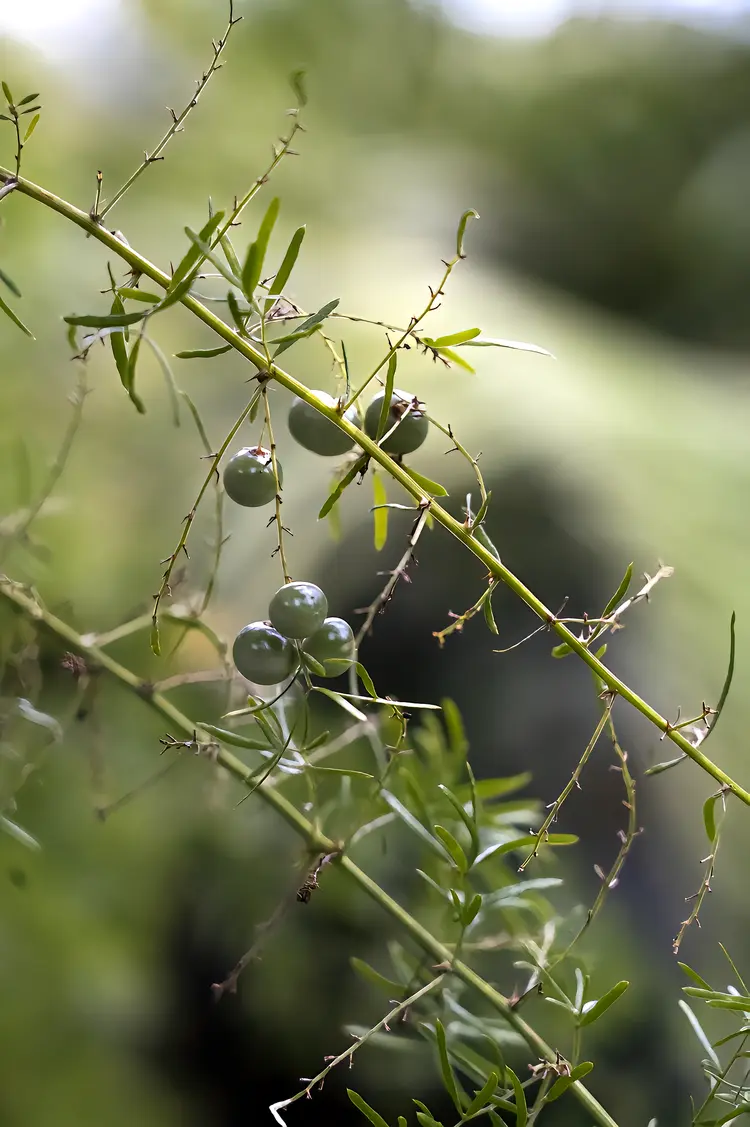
[474,833,577,865]
[0,292,34,338]
[17,697,63,742]
[705,611,736,744]
[381,790,446,857]
[506,1067,527,1127]
[463,337,553,358]
[318,454,367,519]
[350,958,403,998]
[434,825,468,873]
[0,815,41,851]
[678,1000,721,1068]
[372,472,388,550]
[435,1020,462,1113]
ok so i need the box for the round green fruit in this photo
[269,581,328,639]
[364,389,429,455]
[232,622,299,685]
[223,446,280,507]
[288,391,361,457]
[303,616,356,678]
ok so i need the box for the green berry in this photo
[364,389,429,455]
[288,391,361,456]
[303,616,356,678]
[269,581,328,639]
[232,622,299,685]
[223,446,280,507]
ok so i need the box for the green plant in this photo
[1,9,748,1125]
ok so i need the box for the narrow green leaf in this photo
[435,1020,462,1113]
[456,208,479,257]
[719,943,749,995]
[578,980,629,1027]
[346,1090,389,1127]
[600,562,633,621]
[381,790,447,857]
[219,231,242,280]
[313,686,368,722]
[109,294,129,383]
[301,650,327,677]
[483,587,498,635]
[473,524,500,560]
[118,287,160,303]
[318,454,367,519]
[644,754,687,776]
[273,298,340,357]
[467,774,531,801]
[427,328,481,348]
[2,81,14,104]
[703,792,720,844]
[22,113,40,142]
[699,1105,750,1125]
[442,698,469,760]
[267,224,306,302]
[463,337,553,358]
[678,963,712,991]
[242,196,280,301]
[169,210,225,293]
[705,611,736,743]
[372,472,388,550]
[438,784,479,864]
[433,825,468,873]
[547,1061,594,1102]
[175,345,232,359]
[404,466,448,497]
[0,266,21,296]
[435,346,476,373]
[198,723,270,751]
[0,815,41,851]
[124,332,146,414]
[376,354,398,440]
[474,833,577,865]
[354,662,378,700]
[462,892,483,927]
[506,1067,527,1127]
[398,1119,408,1127]
[551,642,572,658]
[464,1070,499,1116]
[64,310,146,328]
[181,230,242,291]
[290,69,307,106]
[0,292,34,337]
[306,765,373,778]
[350,957,403,998]
[16,91,39,106]
[679,1000,721,1068]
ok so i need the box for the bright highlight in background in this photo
[0,0,115,47]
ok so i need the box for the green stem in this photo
[0,572,618,1127]
[2,164,749,810]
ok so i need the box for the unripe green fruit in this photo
[303,616,356,678]
[364,389,429,455]
[232,622,299,685]
[288,391,361,456]
[269,581,328,639]
[223,446,280,507]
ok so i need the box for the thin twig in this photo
[269,975,446,1125]
[355,507,429,644]
[98,2,242,221]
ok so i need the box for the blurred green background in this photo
[2,0,750,1123]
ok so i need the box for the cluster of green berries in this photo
[221,388,428,508]
[232,581,356,685]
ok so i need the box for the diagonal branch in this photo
[0,165,748,808]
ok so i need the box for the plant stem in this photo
[98,2,241,221]
[0,573,620,1127]
[2,164,749,807]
